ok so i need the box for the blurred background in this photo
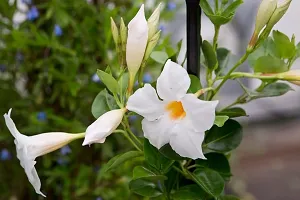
[0,0,299,199]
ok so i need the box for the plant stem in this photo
[123,117,142,146]
[213,25,220,50]
[210,53,249,100]
[117,128,142,152]
[138,61,146,87]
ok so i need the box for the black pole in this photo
[185,0,201,78]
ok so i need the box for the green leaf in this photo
[129,179,163,197]
[144,139,174,173]
[246,83,293,101]
[188,75,202,93]
[132,166,167,181]
[91,89,118,118]
[196,153,232,179]
[216,48,238,76]
[104,151,143,173]
[222,0,243,18]
[248,38,278,67]
[218,107,247,118]
[218,195,240,200]
[151,51,169,64]
[254,55,287,73]
[199,0,214,15]
[172,184,208,200]
[204,119,243,153]
[118,72,129,95]
[273,30,296,59]
[96,69,119,94]
[214,116,229,127]
[159,144,184,161]
[188,168,225,198]
[202,40,218,70]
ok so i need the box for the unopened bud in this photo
[120,17,127,46]
[279,70,300,85]
[110,17,119,46]
[265,0,292,32]
[144,31,161,61]
[249,0,277,48]
[147,3,162,39]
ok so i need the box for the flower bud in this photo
[144,31,161,61]
[126,4,148,90]
[82,108,126,146]
[249,0,277,48]
[120,17,127,47]
[265,0,292,32]
[110,17,119,47]
[279,70,300,85]
[147,3,162,39]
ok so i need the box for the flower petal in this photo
[127,84,165,121]
[157,60,190,101]
[82,108,125,146]
[3,108,22,137]
[126,4,148,75]
[170,121,206,160]
[182,94,218,132]
[142,114,173,149]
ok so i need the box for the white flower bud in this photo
[147,3,162,40]
[82,108,126,146]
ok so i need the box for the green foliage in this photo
[202,40,218,70]
[97,69,119,94]
[204,120,243,153]
[218,107,247,118]
[172,184,207,200]
[91,89,118,118]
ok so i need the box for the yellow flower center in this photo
[165,101,186,120]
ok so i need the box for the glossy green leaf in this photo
[188,75,202,93]
[104,151,143,173]
[132,166,167,181]
[214,116,229,127]
[202,40,218,70]
[97,69,119,94]
[218,107,247,118]
[196,153,232,179]
[188,168,225,198]
[254,55,287,73]
[199,0,214,15]
[246,83,293,101]
[129,179,163,197]
[144,139,174,173]
[273,30,296,59]
[151,51,169,64]
[172,184,208,200]
[204,119,243,153]
[91,89,118,119]
[159,144,184,161]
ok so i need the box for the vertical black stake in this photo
[185,0,201,78]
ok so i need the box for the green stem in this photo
[215,0,219,12]
[123,117,142,146]
[210,53,249,100]
[117,129,142,152]
[213,25,220,50]
[138,61,146,87]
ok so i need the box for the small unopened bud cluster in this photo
[248,0,292,51]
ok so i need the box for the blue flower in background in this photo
[27,6,39,21]
[129,115,138,122]
[167,2,177,11]
[37,111,47,122]
[54,24,63,36]
[0,64,6,72]
[96,197,103,200]
[0,149,11,161]
[143,73,152,83]
[60,145,71,155]
[15,52,24,63]
[92,73,101,83]
[56,157,68,166]
[159,24,165,33]
[22,0,32,4]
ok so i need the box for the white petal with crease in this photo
[156,59,190,101]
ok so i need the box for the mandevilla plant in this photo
[3,0,299,199]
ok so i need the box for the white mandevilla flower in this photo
[126,4,148,79]
[126,60,218,159]
[3,109,85,197]
[82,108,126,146]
